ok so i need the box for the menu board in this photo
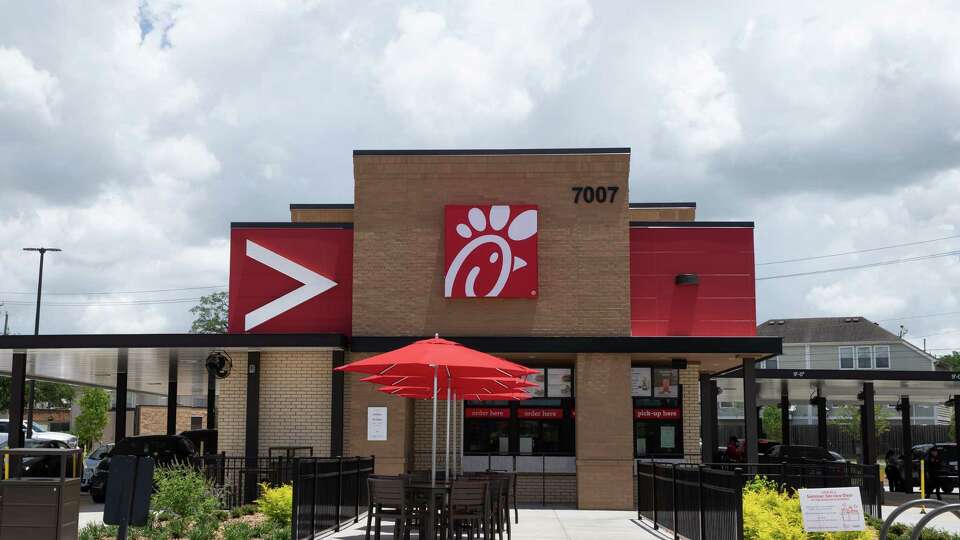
[631,367,652,397]
[653,368,679,398]
[526,369,546,398]
[547,368,573,397]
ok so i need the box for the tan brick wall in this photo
[517,474,577,506]
[258,351,332,456]
[217,353,248,456]
[290,207,353,223]
[352,152,631,337]
[575,353,634,510]
[680,364,702,460]
[136,405,207,435]
[343,353,415,474]
[216,351,333,457]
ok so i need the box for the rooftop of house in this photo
[756,316,902,344]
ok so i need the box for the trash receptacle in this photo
[0,447,82,540]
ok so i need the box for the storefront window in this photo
[633,378,684,458]
[463,367,575,456]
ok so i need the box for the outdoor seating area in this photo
[365,471,516,540]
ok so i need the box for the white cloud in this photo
[0,46,61,126]
[376,1,592,137]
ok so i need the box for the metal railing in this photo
[192,454,299,508]
[291,456,374,540]
[637,460,883,540]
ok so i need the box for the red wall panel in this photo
[228,226,352,334]
[630,227,756,336]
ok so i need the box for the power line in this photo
[0,285,225,296]
[0,297,203,307]
[876,311,960,323]
[756,250,960,281]
[757,234,960,266]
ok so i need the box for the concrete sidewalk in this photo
[326,509,668,540]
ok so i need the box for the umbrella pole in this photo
[432,365,438,487]
[445,384,451,481]
[460,398,464,475]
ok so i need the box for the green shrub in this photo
[267,525,291,540]
[152,465,220,519]
[222,522,255,540]
[256,483,293,527]
[743,477,874,540]
[79,523,119,540]
[186,518,217,540]
[241,503,258,516]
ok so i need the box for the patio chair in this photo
[445,479,490,540]
[366,476,417,540]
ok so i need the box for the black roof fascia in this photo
[289,204,354,210]
[349,336,781,355]
[353,148,630,156]
[231,222,353,229]
[0,333,348,350]
[629,221,755,228]
[629,202,697,208]
[718,368,960,382]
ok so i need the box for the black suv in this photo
[763,445,843,463]
[895,443,959,494]
[89,435,197,503]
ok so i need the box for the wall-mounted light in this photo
[675,273,699,285]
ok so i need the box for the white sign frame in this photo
[798,487,865,532]
[367,406,388,441]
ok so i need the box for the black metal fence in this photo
[637,460,883,540]
[193,454,299,509]
[291,456,375,540]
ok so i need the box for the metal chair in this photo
[366,476,415,540]
[445,479,490,540]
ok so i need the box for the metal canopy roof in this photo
[717,369,960,405]
[0,333,346,397]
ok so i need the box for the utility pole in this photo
[23,247,61,438]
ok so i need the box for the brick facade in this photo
[135,405,207,435]
[217,351,333,457]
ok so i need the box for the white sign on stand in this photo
[798,487,865,532]
[367,407,388,441]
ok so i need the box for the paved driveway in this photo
[78,495,104,530]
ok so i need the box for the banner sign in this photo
[798,487,865,532]
[634,408,681,420]
[517,408,563,420]
[464,408,510,419]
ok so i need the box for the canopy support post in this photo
[900,396,913,493]
[699,374,718,463]
[780,382,790,445]
[115,348,129,444]
[742,358,759,464]
[432,365,438,487]
[445,383,451,481]
[167,350,179,435]
[860,382,876,465]
[813,389,828,450]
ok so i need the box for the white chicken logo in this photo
[444,205,538,298]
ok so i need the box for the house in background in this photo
[719,316,946,430]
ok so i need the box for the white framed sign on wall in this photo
[367,406,388,441]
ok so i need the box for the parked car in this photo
[81,443,114,491]
[763,445,842,463]
[896,443,959,494]
[89,435,197,503]
[828,450,847,463]
[717,438,781,462]
[0,438,74,477]
[0,419,78,448]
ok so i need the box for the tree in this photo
[761,406,783,441]
[830,404,891,441]
[938,351,960,372]
[74,387,110,451]
[189,291,228,334]
[0,377,75,412]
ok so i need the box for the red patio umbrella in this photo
[335,335,537,483]
[377,386,531,400]
[360,374,537,392]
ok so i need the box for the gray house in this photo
[718,316,946,426]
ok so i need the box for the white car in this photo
[0,419,78,448]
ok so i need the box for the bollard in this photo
[921,460,927,514]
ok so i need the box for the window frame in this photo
[839,346,855,369]
[873,345,891,369]
[856,345,873,369]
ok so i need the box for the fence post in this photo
[734,467,744,540]
[780,461,786,490]
[334,457,343,531]
[311,459,319,539]
[291,458,300,540]
[542,455,546,507]
[636,460,641,521]
[672,464,679,540]
[355,456,362,523]
[652,463,658,530]
[875,464,884,519]
[698,466,705,540]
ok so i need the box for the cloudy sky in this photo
[1,1,958,354]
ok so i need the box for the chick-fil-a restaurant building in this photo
[0,148,780,511]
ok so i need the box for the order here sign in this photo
[798,487,865,532]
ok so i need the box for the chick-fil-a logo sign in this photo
[444,205,538,298]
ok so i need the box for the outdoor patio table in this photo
[407,481,452,540]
